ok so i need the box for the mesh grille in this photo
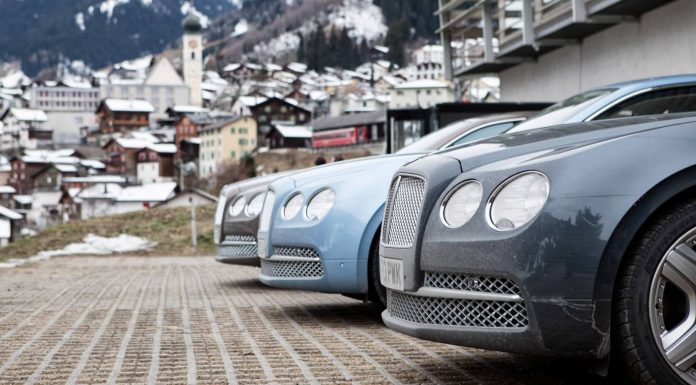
[224,234,256,243]
[382,175,426,247]
[424,272,521,295]
[273,246,320,260]
[388,290,528,328]
[218,234,257,258]
[261,259,325,278]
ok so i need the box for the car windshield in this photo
[397,118,486,154]
[507,88,616,133]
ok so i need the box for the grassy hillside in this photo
[1,205,216,263]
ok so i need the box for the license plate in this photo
[380,257,404,291]
[257,238,268,258]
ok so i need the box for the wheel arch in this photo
[593,165,696,345]
[358,204,385,294]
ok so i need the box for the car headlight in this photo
[245,193,265,217]
[283,193,303,220]
[440,181,483,228]
[306,189,335,221]
[228,196,246,217]
[488,172,549,231]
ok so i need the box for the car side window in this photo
[595,86,696,120]
[447,122,516,148]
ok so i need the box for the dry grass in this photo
[1,205,216,262]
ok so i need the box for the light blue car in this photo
[255,113,530,304]
[257,74,696,306]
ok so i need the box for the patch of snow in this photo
[253,32,301,61]
[232,19,249,37]
[75,12,86,31]
[0,234,156,269]
[99,0,130,19]
[328,0,387,43]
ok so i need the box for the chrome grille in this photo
[261,260,324,278]
[382,175,426,247]
[273,246,320,260]
[424,272,521,295]
[217,234,257,257]
[388,290,528,328]
[224,234,255,243]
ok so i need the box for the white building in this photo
[29,81,100,144]
[136,143,177,185]
[411,45,445,81]
[437,0,691,102]
[113,182,177,214]
[388,79,454,109]
[0,205,22,247]
[182,12,204,106]
[100,58,189,119]
[0,108,50,151]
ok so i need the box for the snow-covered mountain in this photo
[0,0,239,76]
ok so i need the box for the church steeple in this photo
[182,10,203,106]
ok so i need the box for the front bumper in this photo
[214,234,259,266]
[258,246,365,294]
[382,288,602,357]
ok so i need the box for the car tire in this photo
[615,200,696,385]
[368,233,387,308]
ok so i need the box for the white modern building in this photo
[411,45,445,81]
[437,0,688,102]
[29,81,100,144]
[388,79,454,109]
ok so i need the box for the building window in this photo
[230,151,236,158]
[191,52,195,60]
[239,128,248,134]
[239,138,248,145]
[230,127,236,134]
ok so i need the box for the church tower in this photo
[182,12,203,106]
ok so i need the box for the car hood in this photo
[435,114,696,172]
[286,152,427,188]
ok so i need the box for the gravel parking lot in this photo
[0,256,609,385]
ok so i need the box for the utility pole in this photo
[190,196,197,248]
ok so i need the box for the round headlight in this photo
[440,181,483,228]
[283,193,304,220]
[228,196,246,217]
[306,189,336,221]
[488,172,549,231]
[246,193,265,217]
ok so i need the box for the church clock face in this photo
[188,39,198,49]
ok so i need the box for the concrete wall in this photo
[500,0,696,102]
[46,111,94,144]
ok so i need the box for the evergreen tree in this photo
[384,18,409,67]
[297,34,306,63]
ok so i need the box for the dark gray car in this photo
[379,113,696,385]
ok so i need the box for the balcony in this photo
[437,0,674,77]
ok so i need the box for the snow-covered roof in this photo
[116,182,177,202]
[80,159,105,169]
[128,132,160,143]
[103,99,155,113]
[113,138,151,149]
[0,186,16,194]
[7,108,48,122]
[237,96,267,107]
[170,105,210,114]
[61,79,93,89]
[223,63,242,72]
[13,195,32,205]
[393,79,450,90]
[63,175,127,184]
[77,183,123,200]
[146,143,177,154]
[274,124,312,139]
[0,206,22,220]
[53,164,78,173]
[286,63,307,73]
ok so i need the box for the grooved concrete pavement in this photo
[0,256,608,384]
